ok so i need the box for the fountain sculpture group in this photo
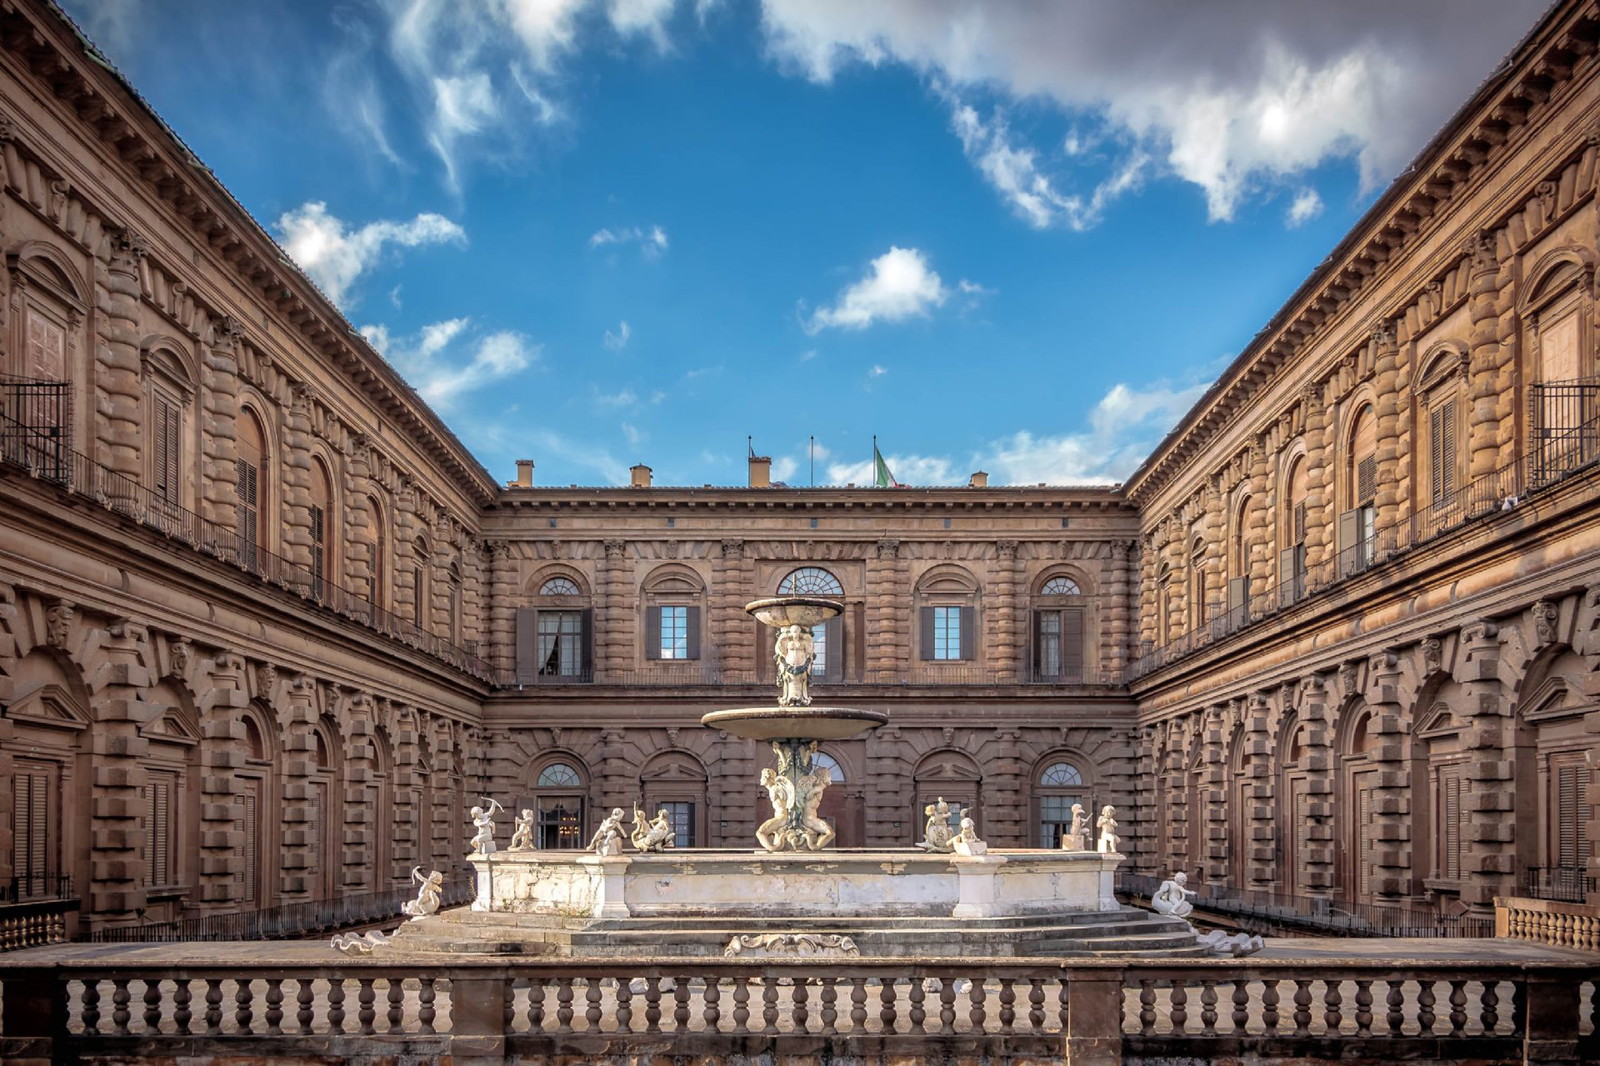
[368,595,1223,959]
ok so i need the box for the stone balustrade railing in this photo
[1497,895,1600,951]
[1,954,1595,1066]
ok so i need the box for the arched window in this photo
[1035,760,1088,848]
[142,344,194,513]
[517,573,592,681]
[640,751,708,847]
[1417,349,1466,516]
[447,560,462,643]
[310,459,335,599]
[1524,256,1597,476]
[365,495,388,608]
[1156,561,1175,645]
[913,750,983,843]
[236,407,268,571]
[776,567,844,681]
[916,567,979,665]
[1279,455,1309,605]
[530,760,586,848]
[1188,536,1208,632]
[1340,404,1378,575]
[1032,572,1087,681]
[412,537,431,625]
[812,751,843,782]
[235,707,276,908]
[1225,494,1252,628]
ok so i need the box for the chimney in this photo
[968,470,989,488]
[630,463,653,488]
[510,459,534,488]
[748,454,772,488]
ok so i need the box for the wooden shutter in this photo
[1356,455,1376,504]
[645,606,662,661]
[514,608,538,682]
[918,607,936,660]
[1440,766,1462,881]
[823,616,844,682]
[1555,760,1589,869]
[1429,404,1445,503]
[1338,509,1360,576]
[685,606,701,661]
[236,458,258,566]
[12,763,53,889]
[1060,608,1084,676]
[25,308,65,379]
[143,771,175,888]
[1356,778,1374,896]
[236,780,259,904]
[1278,547,1299,606]
[580,607,594,677]
[1227,576,1246,610]
[1439,400,1457,501]
[152,395,180,504]
[957,606,975,661]
[1293,502,1307,544]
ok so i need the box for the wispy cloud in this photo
[361,317,536,407]
[277,201,465,309]
[1286,187,1323,228]
[594,386,640,409]
[603,320,632,351]
[590,224,669,257]
[805,246,978,333]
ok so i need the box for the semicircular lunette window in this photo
[812,751,843,783]
[778,567,844,597]
[1036,761,1086,847]
[1041,576,1081,596]
[539,577,581,597]
[537,762,582,787]
[1039,762,1083,787]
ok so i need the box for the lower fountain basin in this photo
[701,706,889,741]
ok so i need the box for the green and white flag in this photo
[873,438,898,488]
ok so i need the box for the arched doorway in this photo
[526,758,588,849]
[1032,757,1088,848]
[913,750,982,844]
[640,750,708,847]
[1338,705,1379,901]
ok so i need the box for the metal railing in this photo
[88,877,474,943]
[1127,382,1600,683]
[0,873,74,904]
[0,403,493,683]
[1520,865,1597,904]
[0,375,69,481]
[500,663,1122,689]
[1117,871,1496,938]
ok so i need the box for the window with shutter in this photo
[1439,765,1462,881]
[12,761,56,897]
[236,458,259,568]
[309,504,326,592]
[152,394,181,505]
[1439,399,1457,500]
[235,781,259,904]
[1555,760,1590,870]
[142,770,177,888]
[25,308,65,380]
[1293,502,1307,544]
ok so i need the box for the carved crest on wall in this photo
[1531,599,1559,647]
[44,601,73,649]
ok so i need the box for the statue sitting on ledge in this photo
[1151,871,1197,918]
[508,808,536,852]
[588,807,627,856]
[631,803,676,851]
[1063,802,1090,851]
[918,797,957,852]
[401,867,445,920]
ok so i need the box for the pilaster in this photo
[1297,673,1336,899]
[199,316,242,532]
[195,651,248,910]
[92,228,145,488]
[84,616,154,930]
[1365,650,1412,898]
[1459,621,1513,915]
[1300,382,1332,578]
[1463,232,1504,480]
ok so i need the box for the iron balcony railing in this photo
[0,374,69,480]
[1116,871,1495,938]
[1127,379,1600,683]
[0,397,493,683]
[88,877,474,943]
[1519,865,1597,904]
[499,663,1122,689]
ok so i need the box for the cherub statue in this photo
[953,811,988,855]
[1064,802,1089,851]
[918,796,957,852]
[631,803,675,851]
[1152,870,1197,918]
[587,807,627,855]
[508,808,536,851]
[401,867,445,919]
[755,767,796,851]
[774,624,815,707]
[1096,804,1120,854]
[468,797,503,855]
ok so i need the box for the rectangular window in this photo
[537,609,584,675]
[1429,399,1458,505]
[25,307,65,380]
[660,605,688,659]
[1437,763,1464,881]
[152,393,182,506]
[660,801,696,847]
[932,606,963,660]
[1038,794,1081,849]
[12,760,57,899]
[235,779,260,904]
[1038,611,1061,676]
[142,769,177,888]
[536,796,584,849]
[309,505,326,597]
[235,458,259,570]
[1033,608,1084,681]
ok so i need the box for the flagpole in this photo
[809,436,814,487]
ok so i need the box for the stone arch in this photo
[912,748,985,839]
[523,750,592,849]
[1519,245,1595,311]
[639,749,709,847]
[1511,647,1594,886]
[9,240,88,305]
[1028,750,1092,848]
[526,565,590,599]
[1,649,91,905]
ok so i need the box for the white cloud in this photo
[771,456,798,483]
[589,225,670,257]
[1286,187,1324,228]
[806,246,967,333]
[361,318,537,406]
[622,422,645,446]
[604,320,632,351]
[277,201,465,308]
[827,453,958,487]
[758,0,1546,223]
[594,387,639,409]
[869,364,887,376]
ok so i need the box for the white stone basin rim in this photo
[702,706,889,741]
[745,596,843,629]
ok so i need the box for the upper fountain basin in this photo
[745,597,843,629]
[701,705,889,741]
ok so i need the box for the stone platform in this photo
[389,848,1207,958]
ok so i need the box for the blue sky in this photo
[65,0,1548,487]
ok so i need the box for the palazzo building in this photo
[0,0,1596,939]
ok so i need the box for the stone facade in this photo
[0,0,1595,936]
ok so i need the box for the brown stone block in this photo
[91,734,149,758]
[200,803,237,822]
[90,859,137,880]
[92,765,136,787]
[199,829,237,849]
[91,796,141,819]
[92,890,145,913]
[90,827,137,850]
[280,782,310,801]
[198,882,236,903]
[199,856,236,876]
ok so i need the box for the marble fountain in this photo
[391,596,1205,959]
